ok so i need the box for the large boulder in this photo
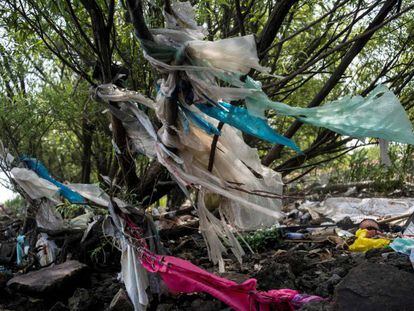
[333,262,414,311]
[7,260,89,296]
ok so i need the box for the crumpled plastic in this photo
[348,229,390,252]
[21,157,85,204]
[11,167,60,202]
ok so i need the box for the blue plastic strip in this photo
[21,157,86,204]
[181,106,221,136]
[196,101,302,153]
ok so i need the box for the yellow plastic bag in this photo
[349,229,390,252]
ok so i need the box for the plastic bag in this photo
[186,35,270,74]
[11,167,60,201]
[36,201,65,231]
[21,157,85,204]
[348,229,390,252]
[36,233,58,267]
[121,243,149,311]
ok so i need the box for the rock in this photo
[190,298,222,311]
[254,262,296,290]
[7,260,89,296]
[108,288,133,311]
[156,304,174,311]
[68,288,92,311]
[333,262,414,311]
[49,301,69,311]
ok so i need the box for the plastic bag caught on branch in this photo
[11,167,60,202]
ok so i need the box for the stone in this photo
[333,262,414,311]
[7,260,89,296]
[108,288,133,311]
[68,288,93,311]
[190,298,222,311]
[253,262,296,290]
[49,301,69,311]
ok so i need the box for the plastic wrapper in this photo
[11,167,60,201]
[196,101,301,152]
[348,229,390,252]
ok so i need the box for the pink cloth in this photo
[141,252,323,311]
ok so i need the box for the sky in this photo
[0,172,17,204]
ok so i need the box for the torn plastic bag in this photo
[21,157,85,204]
[196,101,301,152]
[121,243,149,311]
[36,201,65,231]
[36,233,58,266]
[67,183,127,208]
[244,80,414,145]
[108,105,156,158]
[186,35,270,74]
[11,167,60,202]
[95,84,155,109]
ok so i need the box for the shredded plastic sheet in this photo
[299,197,414,223]
[21,157,85,204]
[139,1,414,150]
[11,167,60,202]
[198,191,245,273]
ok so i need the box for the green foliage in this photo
[55,202,86,219]
[3,195,25,217]
[240,226,281,252]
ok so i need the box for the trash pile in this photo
[1,1,414,311]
